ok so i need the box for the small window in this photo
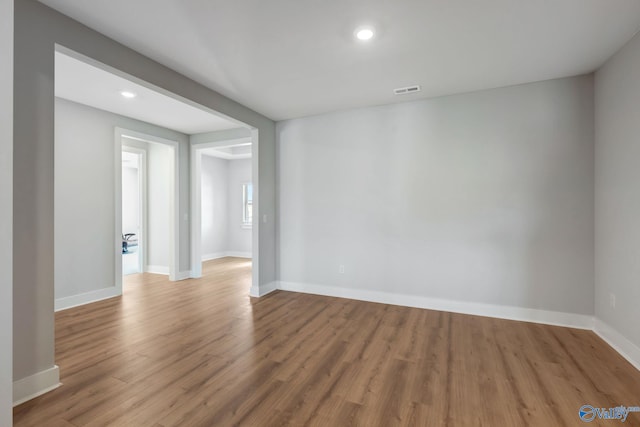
[242,183,253,228]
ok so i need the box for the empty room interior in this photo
[3,0,640,426]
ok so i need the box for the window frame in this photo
[242,182,253,229]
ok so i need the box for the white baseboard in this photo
[145,265,169,275]
[202,252,227,262]
[55,287,122,312]
[13,365,61,407]
[593,319,640,371]
[175,271,192,281]
[277,281,595,330]
[250,281,279,297]
[226,251,252,259]
[202,251,252,262]
[145,267,190,280]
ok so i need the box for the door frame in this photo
[190,136,256,284]
[115,127,180,290]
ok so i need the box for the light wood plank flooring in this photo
[14,257,640,426]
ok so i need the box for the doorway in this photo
[115,128,180,291]
[52,46,265,307]
[191,137,255,282]
[121,148,146,275]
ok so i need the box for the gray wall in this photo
[15,0,275,384]
[14,0,56,384]
[0,0,13,422]
[200,156,252,257]
[228,159,253,254]
[595,31,640,348]
[278,75,595,315]
[55,98,189,299]
[201,155,229,257]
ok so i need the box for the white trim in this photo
[200,141,252,160]
[193,137,251,150]
[176,271,192,281]
[116,128,180,284]
[202,152,252,160]
[202,252,228,262]
[145,265,170,275]
[277,281,595,330]
[55,287,122,312]
[202,252,252,261]
[226,251,252,259]
[250,281,278,297]
[13,365,61,407]
[242,182,252,228]
[250,129,260,296]
[190,142,202,278]
[593,319,640,371]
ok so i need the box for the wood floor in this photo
[14,258,640,426]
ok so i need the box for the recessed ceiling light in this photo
[120,91,137,99]
[355,26,375,41]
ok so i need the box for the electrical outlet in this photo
[339,265,345,274]
[610,293,616,308]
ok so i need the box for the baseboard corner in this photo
[593,318,640,372]
[13,365,61,407]
[145,265,170,275]
[176,270,192,281]
[225,251,252,259]
[201,252,227,262]
[249,281,279,297]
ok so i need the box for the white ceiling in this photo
[55,51,240,134]
[43,0,640,121]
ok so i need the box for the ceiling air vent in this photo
[393,85,421,95]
